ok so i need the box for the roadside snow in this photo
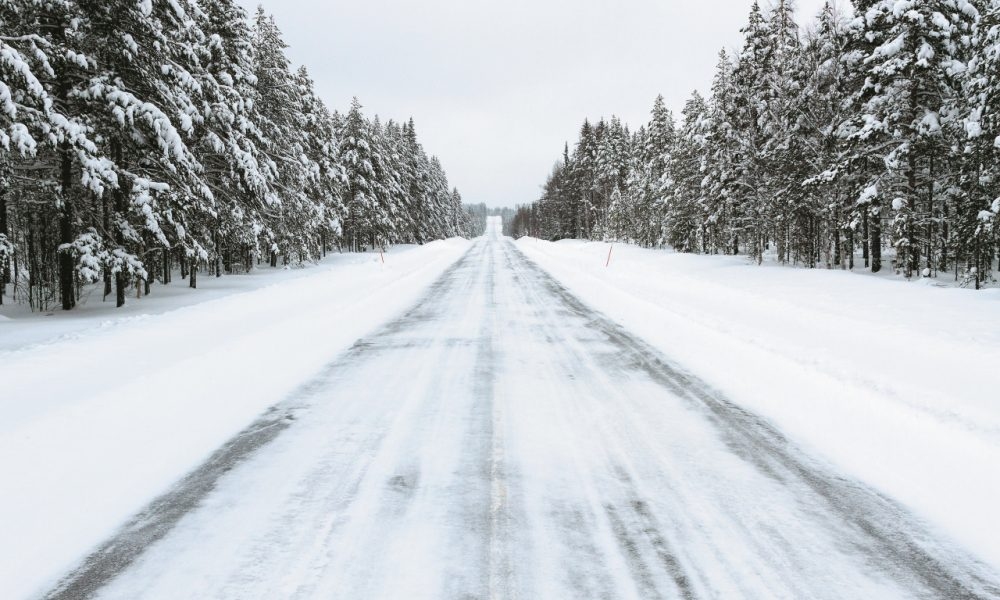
[0,238,470,600]
[0,248,419,352]
[516,237,1000,571]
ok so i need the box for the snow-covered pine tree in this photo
[593,116,631,239]
[1,2,468,311]
[252,8,309,268]
[623,125,649,245]
[571,120,598,238]
[531,147,570,241]
[962,0,1000,287]
[291,65,342,261]
[400,118,426,243]
[702,49,740,255]
[193,0,273,276]
[760,0,808,265]
[338,98,377,251]
[799,2,855,269]
[637,96,676,247]
[73,0,217,302]
[847,0,979,277]
[425,155,451,240]
[367,116,402,248]
[834,4,883,272]
[731,1,774,264]
[6,0,99,309]
[1,0,68,304]
[522,0,994,289]
[664,91,709,252]
[606,183,630,242]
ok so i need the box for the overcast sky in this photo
[238,0,836,208]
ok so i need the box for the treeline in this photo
[512,0,1000,288]
[0,0,476,311]
[465,203,516,236]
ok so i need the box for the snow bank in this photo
[515,237,1000,571]
[0,238,470,599]
[0,249,422,352]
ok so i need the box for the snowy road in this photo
[46,223,999,599]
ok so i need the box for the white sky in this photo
[238,0,835,207]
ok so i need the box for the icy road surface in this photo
[47,223,999,599]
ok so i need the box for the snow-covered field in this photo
[0,239,470,600]
[0,250,408,352]
[516,237,1000,572]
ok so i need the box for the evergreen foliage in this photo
[511,0,999,289]
[0,0,475,310]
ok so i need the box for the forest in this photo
[0,0,478,311]
[511,0,1000,289]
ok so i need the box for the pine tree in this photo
[637,96,675,246]
[593,116,631,239]
[961,0,1000,287]
[665,91,709,251]
[702,50,740,254]
[1,4,468,311]
[761,0,807,265]
[523,0,994,290]
[338,98,376,251]
[195,0,272,275]
[800,2,854,269]
[847,0,979,277]
[367,117,402,247]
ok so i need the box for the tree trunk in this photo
[214,228,222,278]
[847,227,854,270]
[832,214,841,269]
[115,271,126,307]
[27,223,36,311]
[870,204,882,273]
[0,180,7,305]
[111,141,128,308]
[163,248,170,284]
[48,10,76,311]
[975,250,981,290]
[940,200,949,274]
[58,142,75,310]
[926,155,935,275]
[190,259,197,289]
[102,195,112,299]
[862,209,870,268]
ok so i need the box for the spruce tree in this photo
[665,91,709,252]
[847,0,979,277]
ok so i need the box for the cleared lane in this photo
[47,220,1000,599]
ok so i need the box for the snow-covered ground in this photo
[0,248,421,352]
[6,225,999,599]
[0,238,470,600]
[30,222,1000,599]
[516,237,1000,572]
